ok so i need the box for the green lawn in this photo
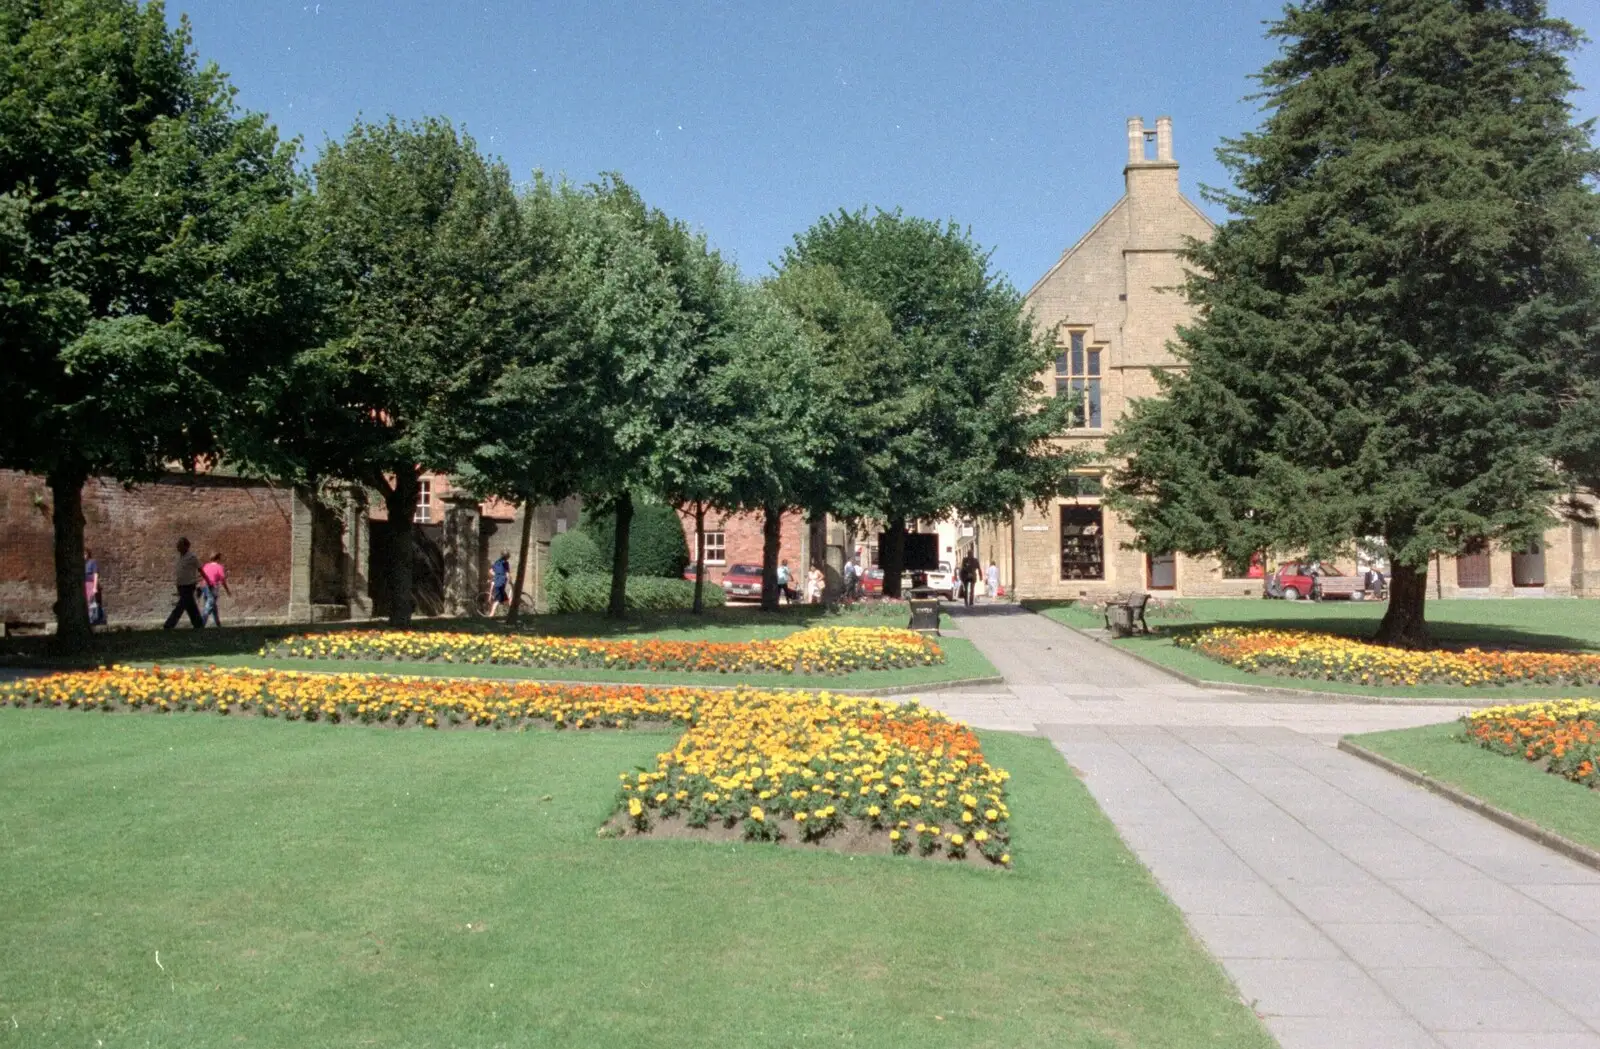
[188,633,998,691]
[0,711,1273,1049]
[0,603,928,665]
[1031,598,1600,700]
[1349,722,1600,852]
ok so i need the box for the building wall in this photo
[0,469,297,627]
[677,508,805,585]
[1010,116,1217,600]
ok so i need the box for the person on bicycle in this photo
[488,551,511,616]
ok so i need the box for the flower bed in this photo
[259,626,945,675]
[1462,699,1600,789]
[0,667,1010,865]
[1176,627,1600,687]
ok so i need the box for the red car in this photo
[720,563,764,602]
[862,567,884,595]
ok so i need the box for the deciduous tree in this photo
[0,0,307,649]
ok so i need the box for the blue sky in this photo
[175,0,1600,290]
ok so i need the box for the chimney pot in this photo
[1126,117,1145,166]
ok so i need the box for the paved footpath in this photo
[931,605,1600,1049]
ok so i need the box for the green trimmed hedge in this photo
[581,503,690,578]
[549,529,606,576]
[547,572,725,614]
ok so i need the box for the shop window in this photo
[1054,330,1103,428]
[414,479,432,523]
[1060,506,1105,581]
[1511,542,1545,588]
[1456,542,1490,589]
[1147,551,1176,590]
[699,531,726,565]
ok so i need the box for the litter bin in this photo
[1106,603,1133,638]
[907,596,941,635]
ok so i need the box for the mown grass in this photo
[0,710,1273,1049]
[1030,598,1600,700]
[0,602,950,668]
[188,634,1000,691]
[1349,722,1600,852]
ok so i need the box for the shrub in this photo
[549,529,605,577]
[547,572,724,614]
[582,503,690,578]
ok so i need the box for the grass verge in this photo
[1348,722,1600,853]
[1031,598,1600,700]
[0,711,1272,1048]
[188,635,998,691]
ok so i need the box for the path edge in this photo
[1337,738,1600,874]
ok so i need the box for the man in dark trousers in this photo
[163,537,205,629]
[959,551,981,607]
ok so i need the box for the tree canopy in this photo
[0,0,306,648]
[781,209,1084,594]
[1105,0,1600,646]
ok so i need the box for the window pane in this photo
[1070,331,1084,357]
[1055,352,1068,375]
[1087,379,1102,428]
[1087,349,1100,376]
[1055,377,1071,398]
[1071,378,1085,427]
[1071,344,1083,375]
[1148,552,1176,589]
[1060,506,1105,580]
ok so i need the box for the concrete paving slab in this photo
[1368,966,1589,1033]
[937,605,1600,1045]
[1318,922,1497,969]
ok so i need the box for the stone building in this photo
[981,116,1600,601]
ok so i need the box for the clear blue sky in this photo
[174,0,1600,290]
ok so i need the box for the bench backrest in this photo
[1127,591,1151,611]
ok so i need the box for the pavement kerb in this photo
[1337,738,1600,875]
[112,661,1004,699]
[1047,617,1498,708]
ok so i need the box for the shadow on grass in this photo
[0,601,921,671]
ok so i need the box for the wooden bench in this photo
[1103,592,1152,637]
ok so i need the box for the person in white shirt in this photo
[163,537,205,629]
[986,561,1000,599]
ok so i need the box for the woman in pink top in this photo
[200,552,232,627]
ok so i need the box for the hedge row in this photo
[547,572,725,614]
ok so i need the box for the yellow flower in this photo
[749,806,764,822]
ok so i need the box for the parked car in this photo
[1265,561,1375,601]
[862,567,884,596]
[922,562,959,600]
[720,563,764,601]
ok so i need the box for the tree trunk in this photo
[1375,562,1430,648]
[607,490,632,619]
[760,503,782,612]
[48,469,92,654]
[384,467,421,627]
[507,499,535,626]
[881,517,907,599]
[692,503,706,615]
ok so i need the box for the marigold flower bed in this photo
[1462,699,1600,789]
[1177,627,1600,688]
[0,666,1010,865]
[260,626,944,676]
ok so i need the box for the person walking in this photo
[985,560,1000,600]
[199,552,231,627]
[84,549,104,626]
[488,551,511,616]
[958,551,980,607]
[163,537,205,630]
[807,566,824,604]
[843,557,861,603]
[777,560,794,604]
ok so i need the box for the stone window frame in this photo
[1054,328,1104,429]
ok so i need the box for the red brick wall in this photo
[0,470,294,627]
[677,508,805,584]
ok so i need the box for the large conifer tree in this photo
[1107,0,1600,646]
